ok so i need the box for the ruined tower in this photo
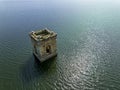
[29,28,57,62]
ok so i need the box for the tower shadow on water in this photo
[20,55,57,85]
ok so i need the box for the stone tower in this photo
[29,28,57,62]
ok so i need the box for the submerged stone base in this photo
[33,52,57,62]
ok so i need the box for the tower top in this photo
[29,28,57,41]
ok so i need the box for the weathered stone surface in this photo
[29,28,57,62]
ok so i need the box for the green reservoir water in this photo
[0,0,120,90]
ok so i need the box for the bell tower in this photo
[29,28,57,62]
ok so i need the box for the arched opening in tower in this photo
[46,45,51,54]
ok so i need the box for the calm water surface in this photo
[0,0,120,90]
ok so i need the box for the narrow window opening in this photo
[46,45,51,54]
[34,45,37,54]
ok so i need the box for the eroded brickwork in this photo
[29,28,57,62]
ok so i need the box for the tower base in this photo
[33,52,57,62]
